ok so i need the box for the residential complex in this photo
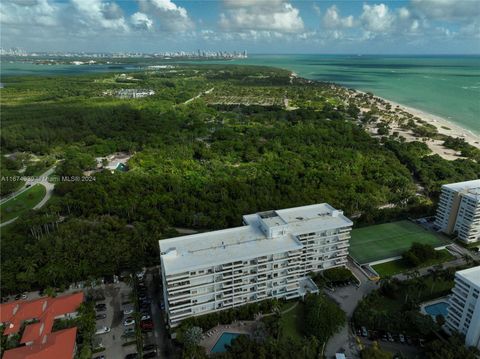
[0,293,83,359]
[159,203,352,327]
[445,266,480,349]
[434,179,480,243]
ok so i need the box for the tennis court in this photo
[349,220,450,264]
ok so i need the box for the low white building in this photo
[445,266,480,349]
[434,179,480,243]
[159,203,352,327]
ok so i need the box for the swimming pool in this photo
[424,301,449,318]
[210,332,241,353]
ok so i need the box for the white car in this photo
[95,326,111,335]
[141,314,151,321]
[123,307,134,315]
[123,317,135,326]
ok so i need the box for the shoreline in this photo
[380,97,480,147]
[353,89,480,148]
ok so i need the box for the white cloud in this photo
[0,0,59,26]
[411,0,480,21]
[312,3,321,16]
[360,4,394,33]
[322,5,354,29]
[398,7,410,20]
[71,0,129,31]
[138,0,193,31]
[219,1,304,33]
[131,12,153,30]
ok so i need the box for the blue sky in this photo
[1,0,479,54]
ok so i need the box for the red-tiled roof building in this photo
[0,293,83,359]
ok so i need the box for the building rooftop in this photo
[3,327,77,359]
[160,203,352,275]
[457,266,480,287]
[160,220,302,275]
[443,179,480,193]
[0,292,83,343]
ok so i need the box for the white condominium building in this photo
[434,179,480,243]
[445,266,480,349]
[159,203,352,327]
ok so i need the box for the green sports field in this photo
[349,220,450,264]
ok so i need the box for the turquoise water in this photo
[210,332,241,353]
[2,55,479,134]
[424,301,449,318]
[226,55,480,135]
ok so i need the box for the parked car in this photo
[125,353,138,359]
[399,334,405,344]
[95,326,111,335]
[95,314,107,320]
[136,270,146,280]
[123,317,135,326]
[387,332,394,342]
[95,303,107,311]
[14,293,28,300]
[123,307,134,315]
[381,334,388,342]
[124,327,136,336]
[159,302,165,310]
[143,345,156,352]
[141,314,151,321]
[143,352,157,358]
[141,321,154,330]
[361,327,368,337]
[93,356,106,359]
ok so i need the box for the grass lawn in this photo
[372,249,455,277]
[0,184,46,223]
[279,301,304,341]
[350,220,451,264]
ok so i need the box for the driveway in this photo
[324,261,379,358]
[146,267,174,358]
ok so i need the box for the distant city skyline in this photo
[1,0,479,55]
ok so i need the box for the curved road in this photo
[0,166,56,227]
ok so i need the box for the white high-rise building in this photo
[445,266,480,349]
[159,203,352,327]
[434,179,480,243]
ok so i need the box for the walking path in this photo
[183,87,214,104]
[392,257,466,281]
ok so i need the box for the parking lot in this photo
[92,281,138,359]
[90,271,162,359]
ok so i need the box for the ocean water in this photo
[228,55,480,134]
[1,55,479,134]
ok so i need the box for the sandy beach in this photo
[352,89,479,160]
[383,98,480,147]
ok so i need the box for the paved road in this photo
[147,268,173,358]
[0,166,56,227]
[0,166,56,204]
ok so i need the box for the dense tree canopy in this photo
[1,65,479,294]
